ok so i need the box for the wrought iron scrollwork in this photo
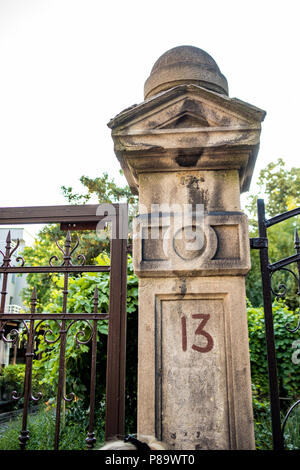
[74,320,94,345]
[270,229,300,333]
[268,227,300,448]
[35,319,62,345]
[0,225,112,451]
[0,325,21,345]
[270,268,300,333]
[63,392,75,403]
[282,399,300,440]
[49,231,86,267]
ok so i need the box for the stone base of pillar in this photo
[137,276,255,450]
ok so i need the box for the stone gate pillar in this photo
[108,46,266,450]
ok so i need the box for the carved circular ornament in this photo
[173,225,207,260]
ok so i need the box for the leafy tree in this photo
[61,170,138,221]
[61,171,137,206]
[21,171,137,310]
[248,298,300,450]
[18,171,139,431]
[246,158,300,226]
[21,225,71,311]
[248,298,300,399]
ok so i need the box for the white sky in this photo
[0,0,299,221]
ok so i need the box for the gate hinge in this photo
[250,237,268,249]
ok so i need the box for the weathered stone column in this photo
[108,46,266,450]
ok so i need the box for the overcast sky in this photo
[0,0,299,218]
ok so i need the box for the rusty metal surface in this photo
[0,204,128,450]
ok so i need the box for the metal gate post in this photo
[257,198,283,450]
[105,205,128,440]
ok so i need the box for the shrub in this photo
[0,364,52,404]
[248,299,300,449]
[0,402,106,450]
[248,299,300,400]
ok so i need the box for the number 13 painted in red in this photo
[181,314,214,353]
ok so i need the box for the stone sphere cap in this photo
[144,45,228,99]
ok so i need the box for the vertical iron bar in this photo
[86,287,98,449]
[294,229,300,294]
[105,205,128,440]
[54,231,71,450]
[0,232,11,354]
[19,288,37,450]
[0,272,7,341]
[54,318,67,450]
[257,199,283,450]
[0,271,8,314]
[0,232,11,313]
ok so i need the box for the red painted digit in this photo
[191,314,214,353]
[181,316,187,352]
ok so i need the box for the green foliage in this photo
[21,225,65,311]
[246,157,300,224]
[251,387,273,450]
[248,299,300,449]
[61,171,137,206]
[0,403,106,450]
[248,299,300,399]
[31,253,137,397]
[21,170,139,310]
[20,253,138,430]
[284,406,300,450]
[0,251,138,449]
[251,386,300,451]
[245,159,300,308]
[61,170,138,224]
[0,364,51,403]
[21,226,111,311]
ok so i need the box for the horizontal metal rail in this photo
[0,313,108,321]
[0,204,119,225]
[0,265,110,274]
[269,253,300,272]
[266,206,300,228]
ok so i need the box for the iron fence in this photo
[0,204,128,450]
[251,198,300,450]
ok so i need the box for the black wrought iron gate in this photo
[0,204,128,450]
[251,198,300,450]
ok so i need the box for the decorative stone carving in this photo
[133,211,250,276]
[108,83,265,195]
[109,45,266,450]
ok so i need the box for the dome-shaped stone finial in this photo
[144,45,228,99]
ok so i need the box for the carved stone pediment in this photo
[108,84,265,195]
[109,84,264,131]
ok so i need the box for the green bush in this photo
[248,299,300,449]
[0,401,106,450]
[0,364,52,404]
[248,299,300,400]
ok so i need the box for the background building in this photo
[0,228,28,368]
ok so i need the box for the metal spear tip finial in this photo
[6,230,11,243]
[66,230,72,244]
[31,287,37,301]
